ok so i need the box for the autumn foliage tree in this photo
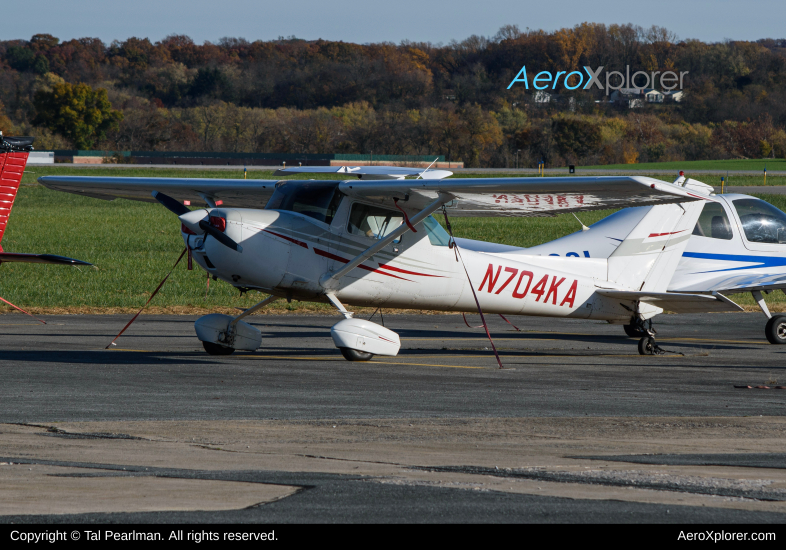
[0,24,784,164]
[33,81,123,149]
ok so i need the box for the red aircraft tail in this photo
[0,135,90,266]
[0,137,31,252]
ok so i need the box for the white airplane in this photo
[0,136,90,293]
[461,173,786,346]
[40,164,749,359]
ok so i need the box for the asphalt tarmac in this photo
[1,311,785,523]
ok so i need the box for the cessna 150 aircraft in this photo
[41,163,766,359]
[0,135,89,316]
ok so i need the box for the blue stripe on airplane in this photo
[682,252,786,273]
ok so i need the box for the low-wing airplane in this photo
[40,164,739,358]
[457,173,786,345]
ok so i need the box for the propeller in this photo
[198,219,243,252]
[152,191,190,216]
[153,191,242,253]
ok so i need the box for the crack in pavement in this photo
[408,465,786,502]
[12,423,150,441]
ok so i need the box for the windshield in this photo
[733,198,786,244]
[265,181,342,224]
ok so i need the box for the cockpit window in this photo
[692,202,733,240]
[265,181,342,225]
[347,203,404,242]
[733,198,786,244]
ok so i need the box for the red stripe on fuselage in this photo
[313,248,411,281]
[263,230,309,249]
[376,263,445,278]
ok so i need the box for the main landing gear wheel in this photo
[624,323,647,338]
[203,341,235,355]
[765,315,786,345]
[638,337,656,355]
[339,347,374,362]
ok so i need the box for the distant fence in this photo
[48,151,456,168]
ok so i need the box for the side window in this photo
[347,203,404,242]
[692,202,733,240]
[422,215,451,246]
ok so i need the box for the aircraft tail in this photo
[606,199,706,292]
[0,136,33,252]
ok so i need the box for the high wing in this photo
[337,176,708,217]
[39,176,279,209]
[273,165,453,180]
[39,174,705,216]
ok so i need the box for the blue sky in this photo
[1,0,783,45]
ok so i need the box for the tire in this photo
[203,341,235,355]
[624,324,647,338]
[638,337,655,355]
[339,347,374,361]
[765,315,786,345]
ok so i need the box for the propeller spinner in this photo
[152,191,242,252]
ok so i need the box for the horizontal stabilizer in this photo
[273,165,453,180]
[0,252,92,266]
[596,289,742,314]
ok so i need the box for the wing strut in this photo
[319,193,452,290]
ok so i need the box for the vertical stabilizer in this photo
[607,200,706,292]
[0,136,33,252]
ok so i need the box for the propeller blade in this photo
[152,191,190,216]
[198,220,243,252]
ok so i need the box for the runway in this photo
[1,312,785,523]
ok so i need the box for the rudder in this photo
[607,199,706,292]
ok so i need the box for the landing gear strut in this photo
[623,319,652,338]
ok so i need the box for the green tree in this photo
[33,81,123,149]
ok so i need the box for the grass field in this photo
[1,167,784,315]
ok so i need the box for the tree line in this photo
[0,24,784,166]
